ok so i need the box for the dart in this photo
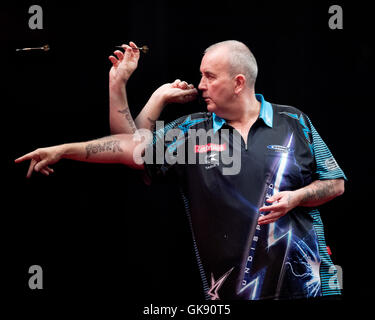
[115,44,149,54]
[16,44,50,52]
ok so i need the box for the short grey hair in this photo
[204,40,258,88]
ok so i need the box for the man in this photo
[15,40,346,300]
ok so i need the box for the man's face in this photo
[198,48,236,115]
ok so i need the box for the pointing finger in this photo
[15,151,36,163]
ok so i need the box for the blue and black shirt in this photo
[144,94,347,300]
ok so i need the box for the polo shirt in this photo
[144,94,347,300]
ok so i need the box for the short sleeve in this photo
[306,116,347,181]
[143,115,189,184]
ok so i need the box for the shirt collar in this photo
[256,94,273,128]
[212,113,227,134]
[212,93,273,133]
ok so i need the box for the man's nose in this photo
[198,77,206,91]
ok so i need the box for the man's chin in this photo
[206,103,216,113]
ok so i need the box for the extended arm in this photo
[258,179,345,225]
[14,133,150,178]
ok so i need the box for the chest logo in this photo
[194,143,226,153]
[205,153,220,169]
[267,145,293,153]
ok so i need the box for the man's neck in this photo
[227,93,261,128]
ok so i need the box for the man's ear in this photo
[234,74,246,94]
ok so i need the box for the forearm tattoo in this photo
[85,140,124,159]
[301,180,336,203]
[118,108,137,133]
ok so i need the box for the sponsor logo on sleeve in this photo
[325,157,339,171]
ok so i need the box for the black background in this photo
[1,0,372,317]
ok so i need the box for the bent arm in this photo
[134,89,166,132]
[294,178,345,207]
[134,81,198,131]
[258,179,345,225]
[110,51,198,134]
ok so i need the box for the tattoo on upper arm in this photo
[118,108,137,133]
[86,140,124,159]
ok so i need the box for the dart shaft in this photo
[116,46,143,50]
[116,45,149,53]
[16,45,49,52]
